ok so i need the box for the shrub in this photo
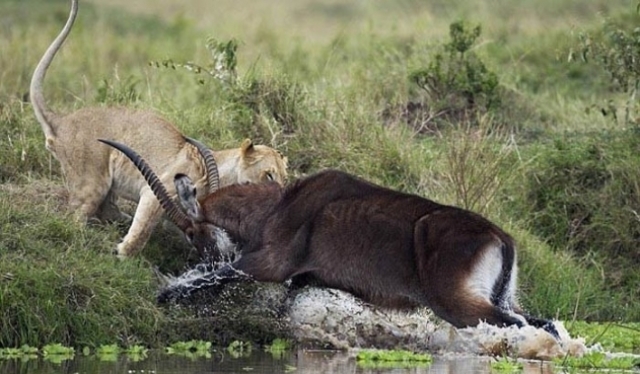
[151,38,309,170]
[406,21,501,133]
[571,7,640,126]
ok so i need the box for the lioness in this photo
[29,0,288,257]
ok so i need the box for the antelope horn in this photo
[97,139,192,231]
[184,136,220,193]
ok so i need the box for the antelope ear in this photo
[174,174,202,219]
[240,138,254,156]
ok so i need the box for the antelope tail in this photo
[491,240,517,311]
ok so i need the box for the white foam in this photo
[288,287,593,360]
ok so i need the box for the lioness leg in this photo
[96,190,131,223]
[66,174,110,224]
[116,188,163,257]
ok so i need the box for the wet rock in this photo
[287,287,439,351]
[159,280,291,346]
[159,270,587,360]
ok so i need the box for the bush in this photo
[522,131,640,319]
[405,21,502,133]
[571,7,640,126]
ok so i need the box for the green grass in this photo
[490,357,523,372]
[0,0,639,349]
[554,352,640,371]
[0,182,165,348]
[566,322,640,353]
[356,349,432,369]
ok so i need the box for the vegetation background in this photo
[0,0,639,348]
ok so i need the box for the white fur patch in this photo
[503,252,519,310]
[466,245,503,301]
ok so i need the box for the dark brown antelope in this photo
[99,139,559,339]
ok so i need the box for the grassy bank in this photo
[1,0,639,348]
[0,181,162,348]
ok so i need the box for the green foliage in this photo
[224,75,307,145]
[572,7,640,126]
[0,100,55,182]
[526,138,610,252]
[0,345,39,361]
[356,349,432,369]
[0,342,149,364]
[511,226,608,322]
[205,38,240,84]
[152,38,309,166]
[490,357,523,372]
[554,351,639,370]
[95,344,119,362]
[522,132,640,320]
[165,340,213,359]
[226,340,252,359]
[265,338,291,358]
[150,38,239,86]
[95,344,120,355]
[42,343,75,363]
[95,75,141,105]
[437,118,518,213]
[125,345,149,355]
[567,321,640,352]
[0,182,165,349]
[123,344,149,362]
[408,21,501,131]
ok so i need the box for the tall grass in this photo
[0,0,638,348]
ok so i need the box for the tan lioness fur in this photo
[29,0,288,257]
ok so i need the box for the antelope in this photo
[100,139,560,339]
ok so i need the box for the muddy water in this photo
[0,350,555,374]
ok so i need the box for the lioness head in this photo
[237,139,288,185]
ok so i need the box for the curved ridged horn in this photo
[185,137,219,193]
[97,139,191,231]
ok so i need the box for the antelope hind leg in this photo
[521,313,560,339]
[468,301,560,340]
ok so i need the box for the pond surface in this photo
[1,349,555,374]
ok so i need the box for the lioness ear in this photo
[174,173,201,219]
[240,138,254,156]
